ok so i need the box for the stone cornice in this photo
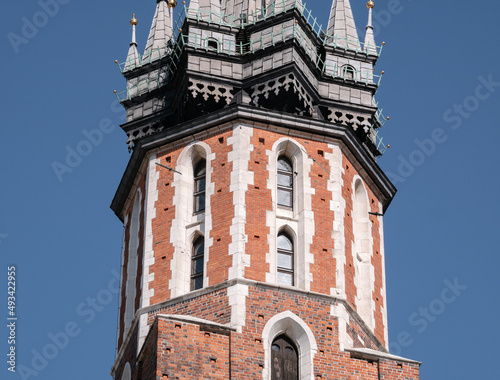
[111,104,395,221]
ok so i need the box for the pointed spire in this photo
[326,0,360,51]
[364,1,377,55]
[142,0,175,63]
[124,14,141,71]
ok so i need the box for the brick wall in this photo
[113,284,419,379]
[113,124,407,377]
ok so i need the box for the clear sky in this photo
[1,1,499,379]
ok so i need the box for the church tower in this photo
[110,1,420,379]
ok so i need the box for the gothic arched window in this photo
[277,156,293,208]
[191,236,204,291]
[277,233,294,286]
[341,64,355,80]
[271,335,298,379]
[193,160,206,213]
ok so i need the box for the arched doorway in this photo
[271,335,298,380]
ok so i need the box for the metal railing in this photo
[114,0,388,152]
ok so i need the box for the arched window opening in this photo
[277,233,294,286]
[191,236,204,291]
[277,156,293,208]
[271,335,299,380]
[193,160,206,213]
[341,65,355,80]
[207,37,219,51]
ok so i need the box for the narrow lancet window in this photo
[277,156,293,208]
[191,236,204,291]
[194,160,206,213]
[277,233,294,286]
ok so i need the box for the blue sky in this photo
[1,1,499,379]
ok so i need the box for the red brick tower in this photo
[110,0,420,379]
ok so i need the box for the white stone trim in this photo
[347,347,421,365]
[326,143,346,298]
[227,283,249,333]
[262,310,318,380]
[226,125,253,331]
[351,176,375,331]
[169,142,214,298]
[156,314,237,331]
[331,302,353,351]
[378,200,389,348]
[227,125,254,281]
[116,216,128,353]
[266,138,314,291]
[124,189,142,341]
[137,155,160,351]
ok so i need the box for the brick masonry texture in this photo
[113,124,418,379]
[115,285,419,379]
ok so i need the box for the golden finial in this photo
[167,0,177,8]
[367,1,375,9]
[130,14,138,26]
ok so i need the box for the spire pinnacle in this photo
[130,14,138,46]
[124,14,141,71]
[142,0,174,62]
[364,1,377,55]
[326,0,360,50]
